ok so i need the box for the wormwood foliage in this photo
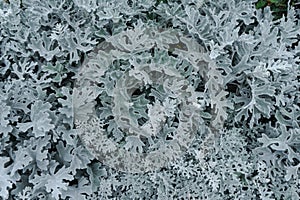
[0,0,299,199]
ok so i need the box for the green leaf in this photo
[256,0,268,9]
[269,0,280,3]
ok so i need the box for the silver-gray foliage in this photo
[0,0,299,199]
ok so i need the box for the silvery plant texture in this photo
[0,0,299,199]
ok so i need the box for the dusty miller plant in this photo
[0,0,299,199]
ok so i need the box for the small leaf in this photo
[256,0,268,9]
